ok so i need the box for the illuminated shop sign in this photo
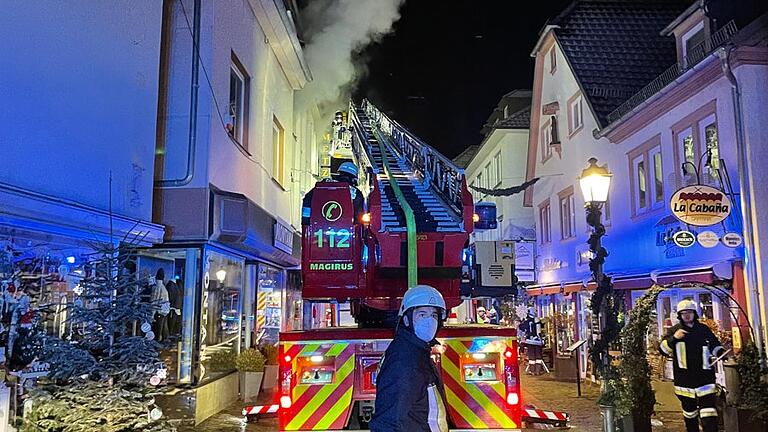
[670,185,731,226]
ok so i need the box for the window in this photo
[228,54,250,150]
[628,136,664,216]
[680,128,695,177]
[672,101,718,185]
[503,105,509,119]
[493,152,502,186]
[635,156,647,210]
[549,46,557,73]
[568,95,583,135]
[484,164,492,188]
[540,121,553,161]
[539,200,551,244]
[558,187,576,240]
[682,22,706,67]
[700,116,720,180]
[651,148,664,203]
[550,115,560,144]
[477,173,483,190]
[272,116,285,185]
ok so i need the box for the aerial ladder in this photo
[244,100,568,430]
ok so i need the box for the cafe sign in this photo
[670,185,731,227]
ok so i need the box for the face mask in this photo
[413,316,438,343]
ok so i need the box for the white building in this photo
[147,0,322,423]
[0,1,165,250]
[466,90,535,243]
[523,0,768,392]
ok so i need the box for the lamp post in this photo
[578,158,615,432]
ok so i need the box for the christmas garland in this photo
[615,285,663,420]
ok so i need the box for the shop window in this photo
[137,247,201,385]
[200,249,244,383]
[273,116,286,186]
[255,264,285,345]
[554,294,575,357]
[699,292,714,320]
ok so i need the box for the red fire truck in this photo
[251,101,558,430]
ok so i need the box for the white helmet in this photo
[398,285,447,319]
[676,299,699,314]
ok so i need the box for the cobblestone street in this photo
[519,373,688,431]
[191,373,690,431]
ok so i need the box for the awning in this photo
[524,261,733,296]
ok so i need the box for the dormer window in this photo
[503,105,509,119]
[682,21,706,67]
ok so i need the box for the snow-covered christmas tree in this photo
[20,242,174,431]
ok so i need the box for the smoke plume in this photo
[299,0,405,116]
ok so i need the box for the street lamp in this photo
[578,158,615,432]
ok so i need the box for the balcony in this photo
[606,20,737,124]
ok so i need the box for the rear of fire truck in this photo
[274,101,524,431]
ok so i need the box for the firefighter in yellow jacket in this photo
[659,299,725,432]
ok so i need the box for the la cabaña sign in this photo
[670,185,731,227]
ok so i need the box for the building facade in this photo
[523,0,767,389]
[146,0,321,422]
[0,1,166,251]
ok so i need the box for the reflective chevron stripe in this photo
[440,339,518,429]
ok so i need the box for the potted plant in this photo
[236,348,266,402]
[724,342,768,431]
[260,343,279,392]
[615,286,662,432]
[209,349,237,372]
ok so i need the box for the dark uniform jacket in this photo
[659,320,724,391]
[518,315,543,345]
[370,327,448,432]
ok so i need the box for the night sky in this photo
[351,0,573,158]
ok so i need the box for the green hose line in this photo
[372,128,418,288]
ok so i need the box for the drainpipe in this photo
[157,0,201,187]
[718,45,765,353]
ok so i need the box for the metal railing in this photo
[361,100,466,213]
[606,20,737,124]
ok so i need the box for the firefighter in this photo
[476,306,489,324]
[301,161,365,225]
[659,299,725,432]
[518,308,547,375]
[370,285,449,432]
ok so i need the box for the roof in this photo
[551,0,692,127]
[496,106,531,129]
[452,145,480,169]
[481,89,532,136]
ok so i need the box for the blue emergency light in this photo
[474,202,497,230]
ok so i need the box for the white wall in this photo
[158,0,319,230]
[466,128,534,243]
[0,1,163,222]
